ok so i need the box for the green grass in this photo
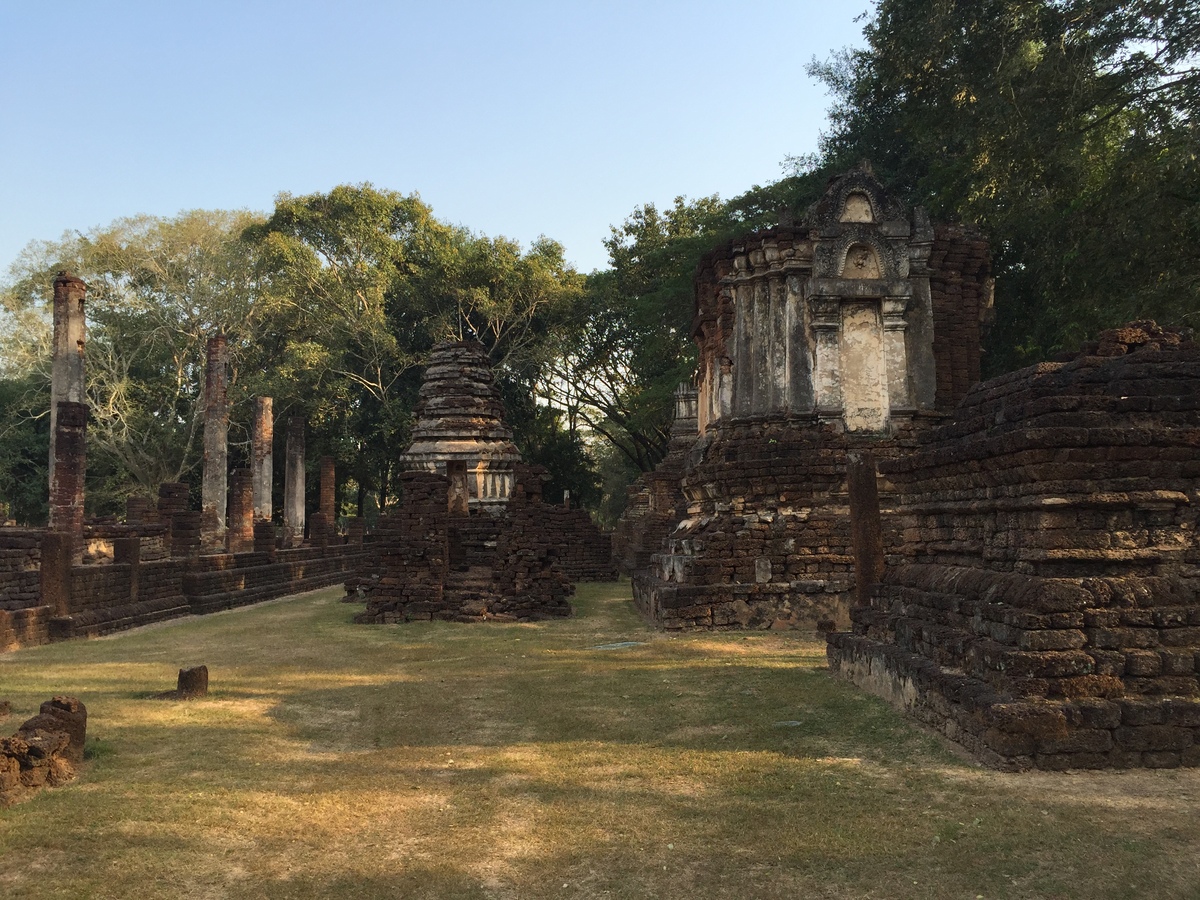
[1,582,1198,899]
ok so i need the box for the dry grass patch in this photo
[1,582,1198,899]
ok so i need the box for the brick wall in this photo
[929,225,991,410]
[355,467,577,624]
[633,420,921,630]
[0,530,41,612]
[830,324,1200,770]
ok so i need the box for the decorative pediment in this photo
[808,164,911,283]
[808,164,905,230]
[814,228,903,282]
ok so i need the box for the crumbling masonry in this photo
[353,341,614,624]
[619,167,1200,770]
[621,166,992,630]
[829,323,1200,771]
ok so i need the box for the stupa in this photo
[399,341,522,512]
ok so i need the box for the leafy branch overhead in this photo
[0,0,1195,524]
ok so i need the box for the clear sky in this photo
[0,1,869,277]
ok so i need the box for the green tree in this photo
[809,0,1200,369]
[541,196,726,472]
[0,373,49,525]
[245,185,450,510]
[1,210,265,513]
[248,185,589,511]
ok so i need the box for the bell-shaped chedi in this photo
[399,341,521,511]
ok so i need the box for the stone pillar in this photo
[49,273,86,489]
[811,298,843,417]
[346,516,365,545]
[252,397,273,522]
[157,482,189,553]
[113,536,140,604]
[320,456,336,522]
[732,280,752,416]
[201,335,229,550]
[125,496,152,525]
[48,401,87,558]
[253,520,277,559]
[784,276,814,412]
[171,511,202,559]
[446,461,469,516]
[882,296,911,410]
[751,278,770,412]
[846,451,885,609]
[39,531,73,617]
[227,469,254,554]
[284,417,306,546]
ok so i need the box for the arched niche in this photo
[839,192,875,223]
[842,242,883,279]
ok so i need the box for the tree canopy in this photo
[807,0,1200,369]
[2,0,1196,525]
[0,189,589,523]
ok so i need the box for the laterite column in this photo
[284,417,306,546]
[252,397,273,522]
[200,335,229,550]
[49,272,86,489]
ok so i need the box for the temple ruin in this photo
[615,166,1200,770]
[352,340,614,624]
[620,165,992,630]
[5,165,1199,773]
[829,322,1200,770]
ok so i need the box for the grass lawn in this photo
[1,581,1198,899]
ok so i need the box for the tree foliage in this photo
[9,3,1189,521]
[1,210,266,514]
[0,188,595,523]
[808,0,1200,369]
[246,185,587,510]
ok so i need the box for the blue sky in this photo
[0,1,869,277]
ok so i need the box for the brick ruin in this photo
[1,473,370,652]
[0,273,369,651]
[0,696,88,808]
[2,308,617,648]
[352,340,614,624]
[623,166,992,630]
[399,340,523,510]
[829,322,1200,770]
[614,168,1200,769]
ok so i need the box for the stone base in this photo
[635,575,849,631]
[828,632,1200,771]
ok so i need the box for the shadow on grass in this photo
[4,583,1199,899]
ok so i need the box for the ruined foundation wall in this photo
[830,325,1200,770]
[183,544,370,616]
[630,168,994,631]
[490,466,574,618]
[2,525,370,650]
[0,531,48,650]
[547,507,618,582]
[0,531,42,611]
[355,467,577,624]
[356,473,449,623]
[634,420,919,630]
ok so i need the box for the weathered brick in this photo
[1114,725,1193,752]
